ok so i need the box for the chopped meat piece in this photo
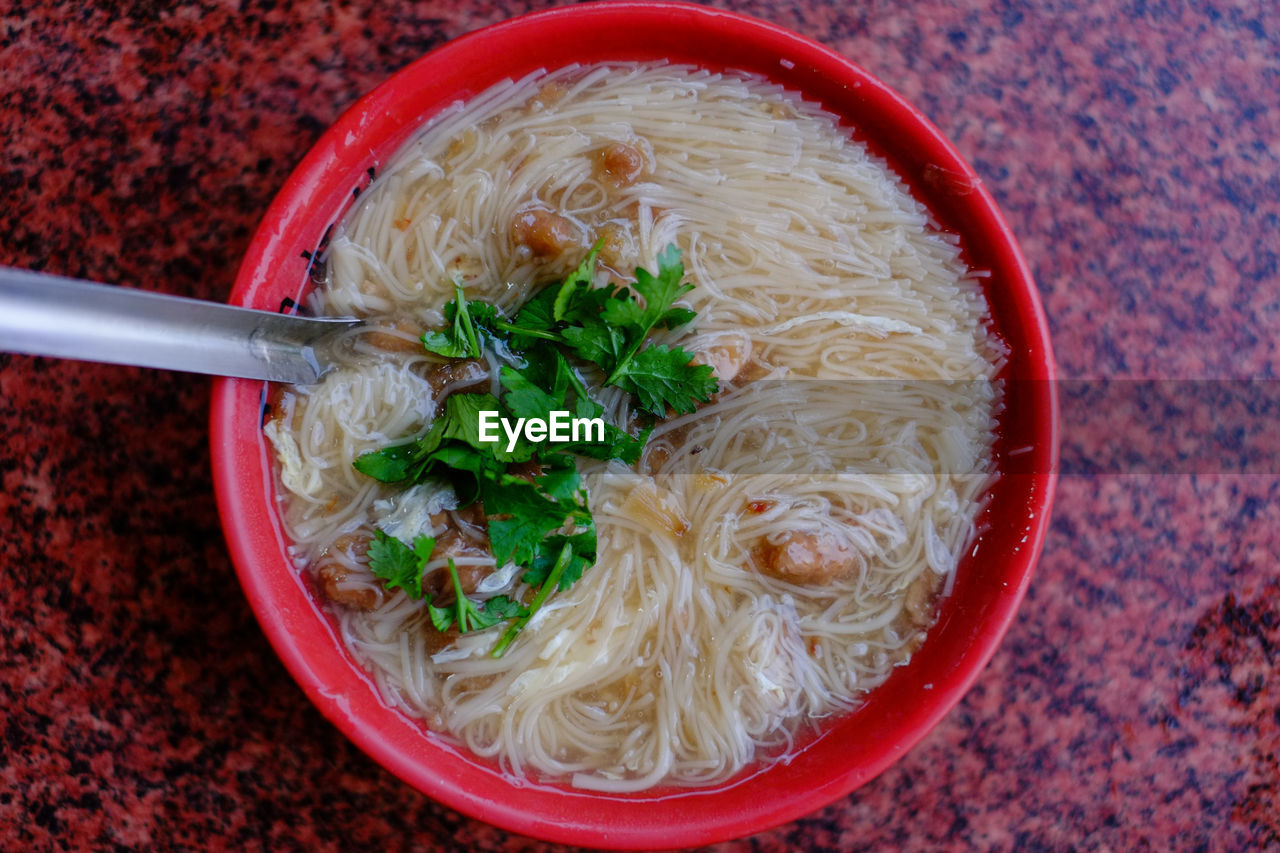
[512,206,581,256]
[595,221,631,272]
[507,460,544,483]
[903,571,941,627]
[424,545,494,596]
[267,386,303,431]
[597,142,647,186]
[424,358,488,397]
[691,335,753,385]
[437,527,492,562]
[330,533,368,558]
[423,503,494,604]
[423,625,461,656]
[735,357,772,382]
[529,80,568,111]
[763,101,794,119]
[363,321,423,354]
[445,128,478,164]
[641,423,692,475]
[642,442,672,476]
[451,501,488,533]
[755,529,858,586]
[316,563,380,610]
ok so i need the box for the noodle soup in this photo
[264,63,1001,791]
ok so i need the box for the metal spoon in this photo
[0,267,361,384]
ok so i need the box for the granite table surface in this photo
[1,0,1277,850]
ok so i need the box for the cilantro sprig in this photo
[356,243,716,656]
[421,280,482,359]
[503,244,718,415]
[367,530,436,599]
[369,530,524,634]
[427,558,525,634]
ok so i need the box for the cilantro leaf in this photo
[367,530,436,599]
[440,392,502,444]
[438,393,508,455]
[485,510,568,569]
[633,243,694,325]
[552,239,603,321]
[499,365,567,423]
[464,301,502,337]
[443,558,506,633]
[561,422,649,465]
[426,600,454,632]
[521,528,597,590]
[481,595,526,621]
[510,287,558,342]
[549,395,648,465]
[420,330,470,360]
[467,299,562,345]
[417,444,491,505]
[424,443,499,477]
[562,317,627,371]
[423,566,526,635]
[599,245,692,336]
[612,344,719,416]
[599,246,701,387]
[533,453,581,502]
[500,357,646,463]
[481,476,581,567]
[352,440,423,483]
[353,417,446,483]
[421,280,481,359]
[492,539,576,657]
[657,306,697,329]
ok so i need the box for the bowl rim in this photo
[210,1,1059,847]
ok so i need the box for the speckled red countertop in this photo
[1,1,1277,849]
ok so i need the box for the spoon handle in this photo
[0,267,360,384]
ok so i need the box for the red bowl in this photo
[210,2,1058,847]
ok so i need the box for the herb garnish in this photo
[356,244,716,656]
